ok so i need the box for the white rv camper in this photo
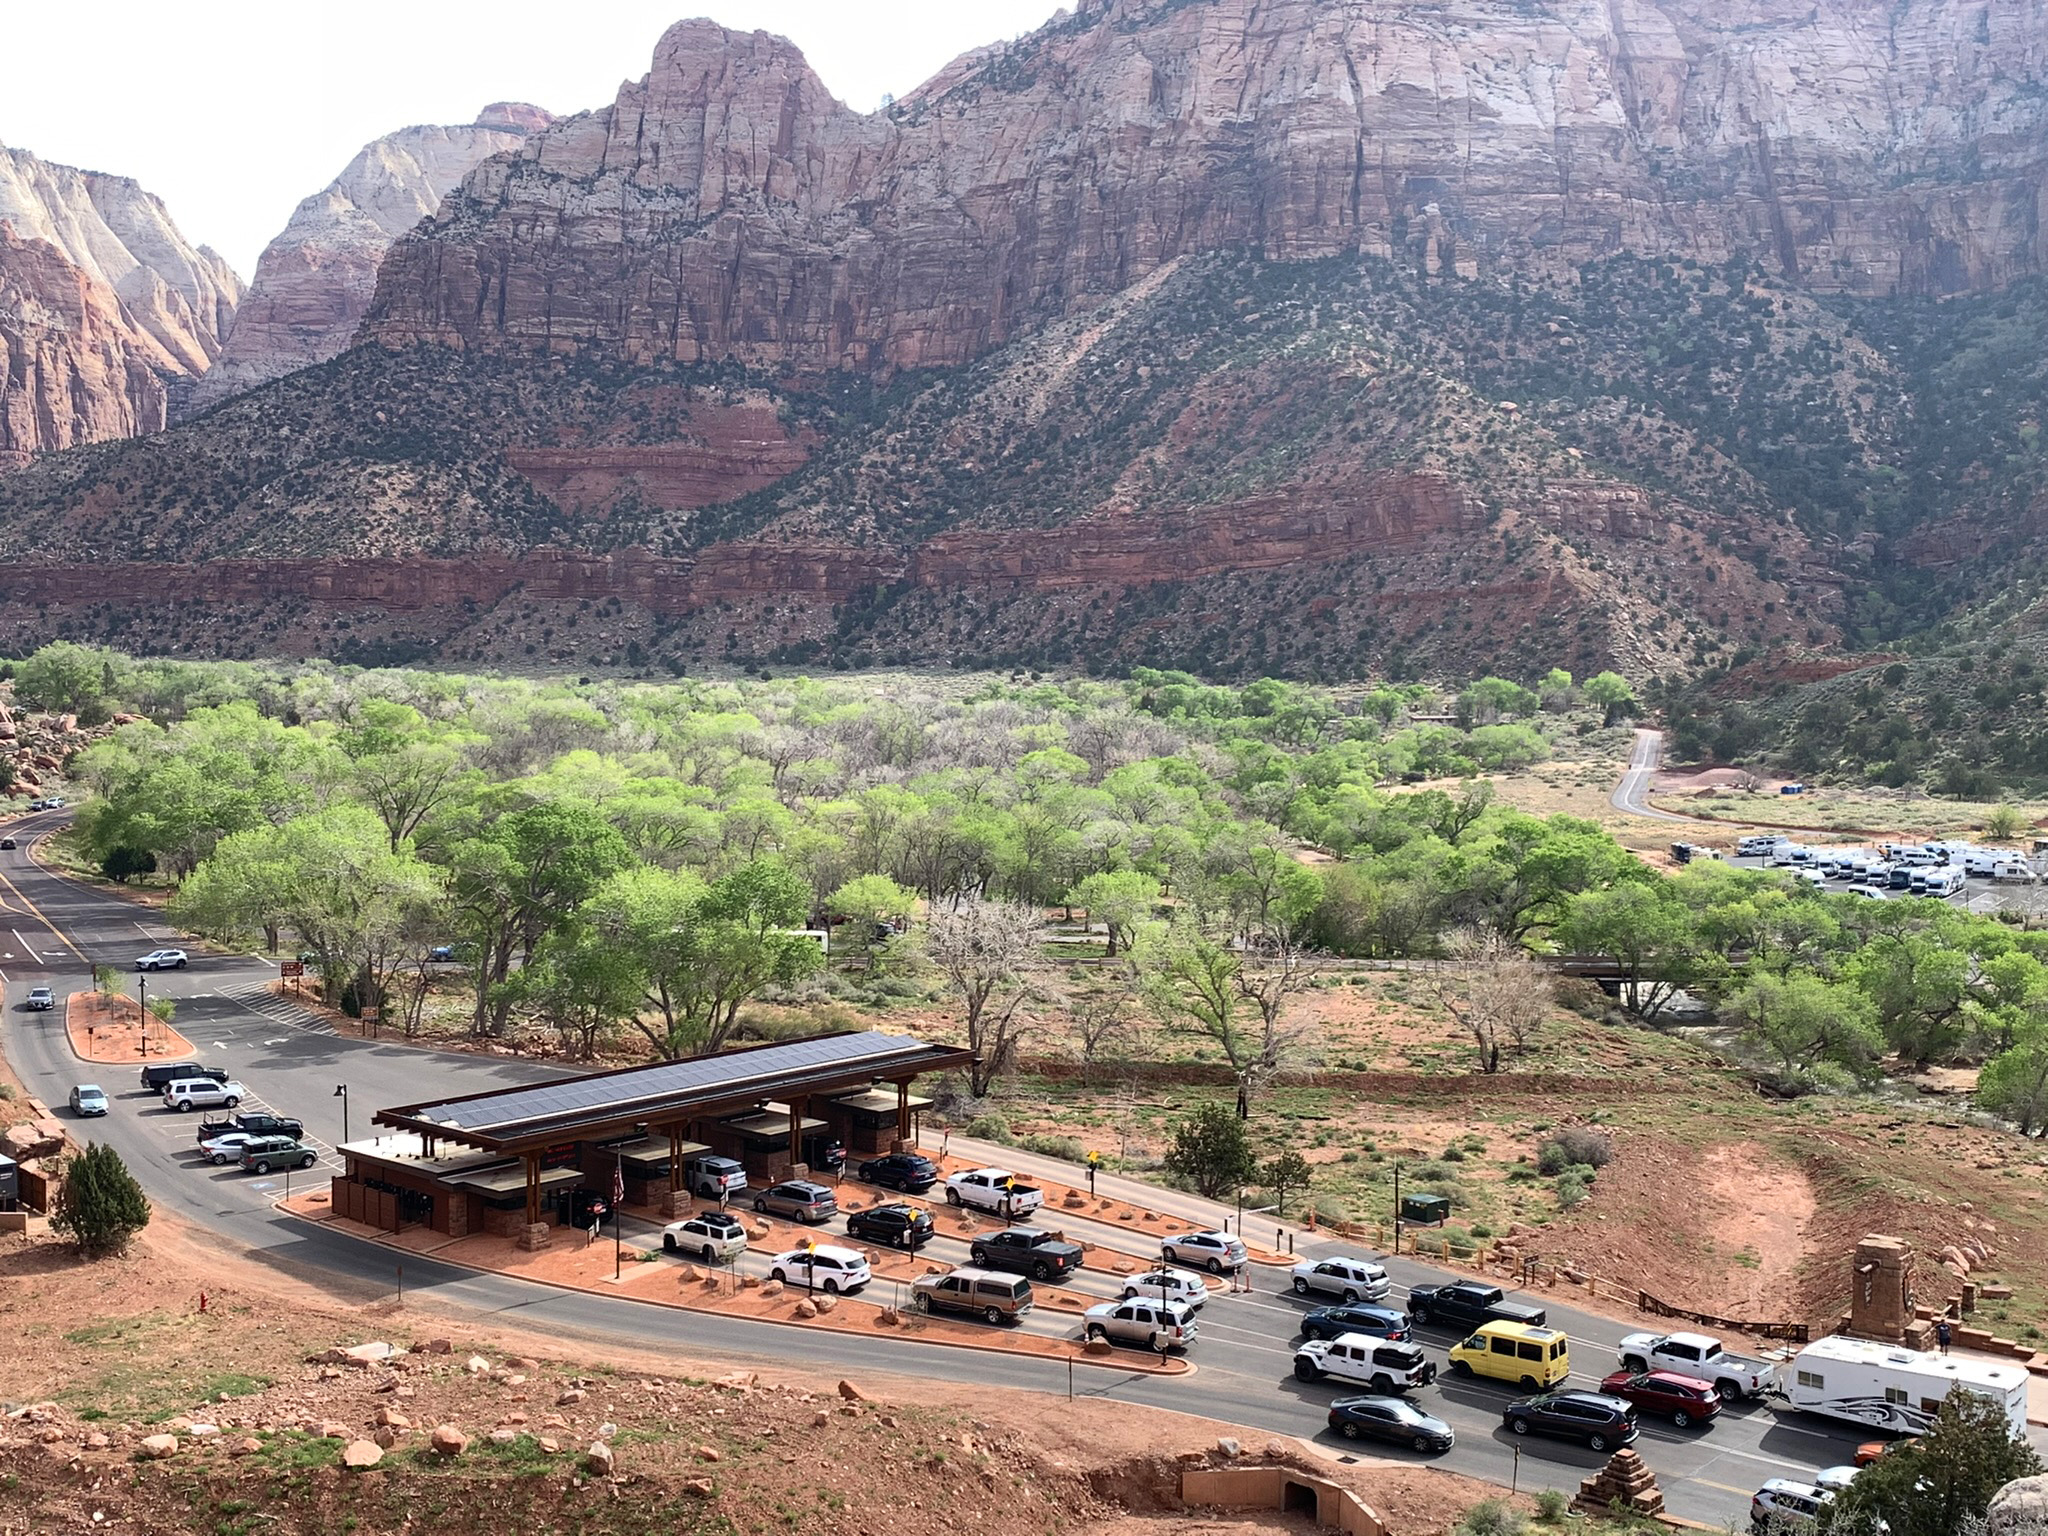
[1780,1336,2029,1437]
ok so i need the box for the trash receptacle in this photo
[1400,1193,1450,1226]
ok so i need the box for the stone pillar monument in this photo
[1846,1234,1914,1342]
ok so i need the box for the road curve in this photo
[1611,728,1693,823]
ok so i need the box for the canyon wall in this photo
[0,140,240,376]
[192,104,550,411]
[0,226,168,469]
[365,0,2048,377]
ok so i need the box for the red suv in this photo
[1598,1369,1722,1428]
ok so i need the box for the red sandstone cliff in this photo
[366,0,2048,376]
[0,226,168,470]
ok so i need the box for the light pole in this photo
[1392,1162,1403,1256]
[333,1084,350,1146]
[137,972,147,1058]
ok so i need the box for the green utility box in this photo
[1400,1193,1451,1226]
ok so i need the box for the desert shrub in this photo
[965,1113,1017,1145]
[1303,1195,1352,1226]
[1019,1133,1086,1163]
[1554,1170,1591,1209]
[52,1142,150,1256]
[1539,1127,1613,1171]
[1533,1488,1568,1523]
[1454,1498,1526,1536]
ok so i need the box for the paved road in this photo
[1611,728,1693,823]
[0,811,1941,1528]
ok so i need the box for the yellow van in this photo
[1448,1322,1570,1389]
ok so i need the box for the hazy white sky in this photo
[1,0,1067,277]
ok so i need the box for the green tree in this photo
[825,874,916,969]
[1067,869,1161,957]
[448,799,634,1038]
[671,859,823,1056]
[1163,1102,1258,1198]
[498,920,643,1060]
[1978,1024,2048,1135]
[1984,803,2027,842]
[1557,881,1714,1018]
[1261,1149,1314,1218]
[1721,973,1883,1082]
[51,1142,150,1256]
[1134,921,1317,1117]
[16,641,114,719]
[1584,671,1638,726]
[1818,1384,2041,1536]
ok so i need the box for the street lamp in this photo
[1392,1162,1404,1256]
[137,972,147,1058]
[333,1084,350,1146]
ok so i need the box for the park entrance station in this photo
[337,1030,971,1250]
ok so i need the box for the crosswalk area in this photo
[216,978,337,1037]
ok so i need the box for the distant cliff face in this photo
[0,225,168,469]
[365,0,2048,376]
[0,141,240,376]
[192,104,551,411]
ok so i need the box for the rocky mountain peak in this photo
[191,105,553,411]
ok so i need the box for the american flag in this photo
[612,1156,624,1210]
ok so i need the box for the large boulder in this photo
[1989,1475,2048,1535]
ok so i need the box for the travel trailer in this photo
[1779,1336,2029,1437]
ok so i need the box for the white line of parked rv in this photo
[1728,835,2037,894]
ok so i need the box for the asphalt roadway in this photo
[0,806,2005,1531]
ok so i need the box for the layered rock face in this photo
[0,226,168,469]
[367,0,2048,376]
[0,141,240,376]
[192,103,551,411]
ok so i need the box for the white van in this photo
[1781,1336,2028,1437]
[1993,861,2037,885]
[1896,846,1941,867]
[1922,869,1966,899]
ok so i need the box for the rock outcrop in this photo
[0,140,240,376]
[0,226,168,469]
[193,104,550,411]
[0,140,239,466]
[367,0,2048,376]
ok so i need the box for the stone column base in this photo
[659,1190,691,1218]
[518,1222,551,1252]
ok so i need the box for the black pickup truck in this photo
[1405,1281,1547,1330]
[197,1110,304,1145]
[968,1227,1085,1282]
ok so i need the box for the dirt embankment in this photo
[0,1214,1500,1536]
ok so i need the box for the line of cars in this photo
[134,1061,322,1173]
[1733,834,2038,897]
[1279,1264,1782,1463]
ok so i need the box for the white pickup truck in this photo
[943,1168,1044,1218]
[1616,1330,1772,1400]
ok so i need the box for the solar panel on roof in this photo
[409,1031,934,1135]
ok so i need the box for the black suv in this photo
[857,1152,939,1192]
[845,1201,935,1249]
[1301,1304,1410,1343]
[1504,1391,1639,1452]
[142,1062,229,1093]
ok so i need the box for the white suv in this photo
[1083,1296,1199,1354]
[768,1244,870,1294]
[1119,1267,1210,1309]
[662,1211,747,1262]
[164,1078,244,1112]
[1160,1230,1247,1274]
[1751,1479,1830,1531]
[136,948,189,971]
[1290,1256,1391,1303]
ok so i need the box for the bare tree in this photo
[1431,927,1551,1074]
[1072,989,1138,1086]
[923,897,1045,1096]
[1136,923,1321,1118]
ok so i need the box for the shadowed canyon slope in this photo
[7,0,2048,677]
